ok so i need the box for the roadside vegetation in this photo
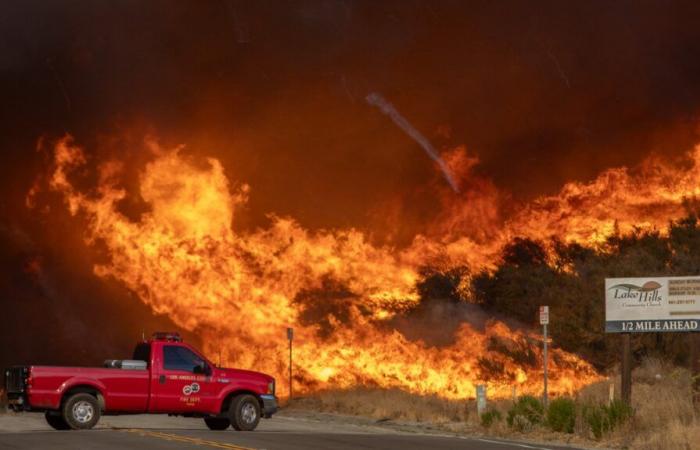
[289,358,699,449]
[409,213,700,370]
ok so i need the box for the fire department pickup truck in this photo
[4,332,277,431]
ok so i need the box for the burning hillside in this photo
[1,1,700,412]
[32,132,700,399]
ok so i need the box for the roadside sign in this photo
[287,327,294,340]
[605,277,700,333]
[539,306,549,325]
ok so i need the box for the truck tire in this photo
[204,417,230,430]
[229,394,261,431]
[62,393,101,430]
[45,411,70,430]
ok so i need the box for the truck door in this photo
[150,343,218,413]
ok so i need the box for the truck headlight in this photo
[267,381,275,395]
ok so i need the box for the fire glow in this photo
[39,135,700,400]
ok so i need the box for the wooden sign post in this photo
[621,333,631,406]
[605,276,700,408]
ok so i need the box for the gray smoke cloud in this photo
[366,92,460,193]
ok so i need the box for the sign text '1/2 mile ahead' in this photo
[605,276,700,332]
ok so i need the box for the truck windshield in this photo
[132,343,151,365]
[163,345,205,372]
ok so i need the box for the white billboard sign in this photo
[605,276,700,333]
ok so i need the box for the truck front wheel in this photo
[229,394,261,431]
[204,417,230,430]
[45,411,70,430]
[62,393,101,430]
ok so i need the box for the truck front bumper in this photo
[260,394,278,418]
[7,394,30,412]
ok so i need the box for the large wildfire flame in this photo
[39,135,700,400]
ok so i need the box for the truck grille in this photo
[4,366,27,394]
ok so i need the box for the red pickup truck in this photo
[4,332,277,431]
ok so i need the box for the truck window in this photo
[163,345,204,372]
[132,343,151,364]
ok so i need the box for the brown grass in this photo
[291,387,472,423]
[289,358,699,450]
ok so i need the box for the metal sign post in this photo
[476,385,487,416]
[539,306,549,408]
[287,327,294,400]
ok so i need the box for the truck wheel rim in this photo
[73,401,94,423]
[241,403,256,423]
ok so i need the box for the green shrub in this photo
[583,404,607,439]
[583,400,634,439]
[606,399,633,426]
[480,409,502,428]
[546,397,576,433]
[507,395,544,431]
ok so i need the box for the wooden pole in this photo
[621,333,632,406]
[691,332,700,408]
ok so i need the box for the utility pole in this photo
[287,327,294,401]
[539,306,549,408]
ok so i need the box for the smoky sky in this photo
[3,0,700,232]
[2,1,700,366]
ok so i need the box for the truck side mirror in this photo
[193,362,211,376]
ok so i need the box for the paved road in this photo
[0,412,586,450]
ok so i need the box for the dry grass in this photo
[291,387,473,423]
[290,358,699,450]
[574,358,698,448]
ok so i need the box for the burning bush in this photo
[34,136,601,400]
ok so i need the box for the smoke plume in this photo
[366,92,461,193]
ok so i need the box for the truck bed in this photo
[27,365,150,412]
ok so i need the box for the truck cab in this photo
[4,332,277,431]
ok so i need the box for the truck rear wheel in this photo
[204,417,230,430]
[45,411,70,430]
[229,394,261,431]
[62,393,101,430]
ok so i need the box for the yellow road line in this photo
[117,428,257,450]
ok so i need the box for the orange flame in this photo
[45,135,687,399]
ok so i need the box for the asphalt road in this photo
[0,412,586,450]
